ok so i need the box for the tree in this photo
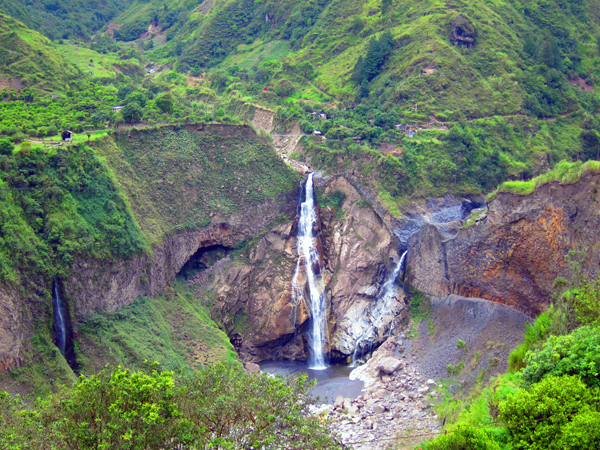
[274,79,294,97]
[121,102,143,124]
[541,33,562,70]
[125,91,148,107]
[0,139,14,156]
[175,363,340,449]
[522,326,600,388]
[296,61,315,79]
[0,363,342,449]
[523,35,537,59]
[499,376,600,450]
[381,0,392,15]
[350,15,364,35]
[155,93,174,113]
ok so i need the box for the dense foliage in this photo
[0,0,133,40]
[0,143,146,286]
[0,363,341,449]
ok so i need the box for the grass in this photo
[56,44,121,78]
[461,207,488,228]
[0,13,79,92]
[221,40,291,71]
[77,280,237,375]
[487,160,600,201]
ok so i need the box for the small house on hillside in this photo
[112,105,124,112]
[61,130,73,141]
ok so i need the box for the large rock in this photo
[406,174,600,316]
[376,357,403,374]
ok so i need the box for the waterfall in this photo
[350,251,407,367]
[52,277,67,357]
[291,172,328,370]
[380,251,408,302]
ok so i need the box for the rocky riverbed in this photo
[309,337,441,449]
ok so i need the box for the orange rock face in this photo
[407,174,600,316]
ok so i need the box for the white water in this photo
[291,173,328,370]
[52,277,66,357]
[350,251,408,367]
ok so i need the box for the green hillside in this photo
[0,13,79,93]
[0,0,134,40]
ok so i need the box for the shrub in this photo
[522,326,600,388]
[499,376,600,450]
[0,363,341,449]
[422,424,502,450]
[0,139,14,155]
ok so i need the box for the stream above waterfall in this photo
[259,360,364,404]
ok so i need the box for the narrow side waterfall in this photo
[380,251,408,302]
[350,251,408,367]
[291,172,328,370]
[52,276,67,357]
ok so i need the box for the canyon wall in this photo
[203,174,404,362]
[407,173,600,316]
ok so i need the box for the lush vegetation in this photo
[77,280,236,375]
[0,141,146,287]
[487,159,600,200]
[0,362,341,449]
[0,0,133,40]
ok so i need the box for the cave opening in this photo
[177,245,231,281]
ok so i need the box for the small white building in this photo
[112,105,124,112]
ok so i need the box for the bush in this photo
[499,376,600,450]
[422,424,502,450]
[0,139,14,155]
[0,363,341,449]
[522,326,600,388]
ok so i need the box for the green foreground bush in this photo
[0,363,341,449]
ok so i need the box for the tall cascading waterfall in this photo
[291,172,328,370]
[350,250,408,367]
[52,276,67,357]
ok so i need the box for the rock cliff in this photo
[201,174,405,363]
[406,174,600,315]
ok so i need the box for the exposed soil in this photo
[569,77,595,93]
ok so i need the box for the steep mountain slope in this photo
[0,13,79,93]
[0,0,134,40]
[112,0,600,117]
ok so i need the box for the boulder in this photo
[244,362,260,373]
[376,357,403,374]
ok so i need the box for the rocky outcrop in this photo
[407,174,600,315]
[67,198,293,321]
[201,174,404,362]
[0,287,26,372]
[321,176,405,361]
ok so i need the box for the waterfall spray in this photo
[52,277,67,357]
[291,173,328,370]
